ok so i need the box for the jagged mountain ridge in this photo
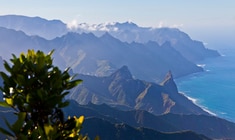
[0,106,211,140]
[67,66,208,115]
[81,117,211,140]
[0,15,220,63]
[64,100,235,140]
[0,27,203,82]
[0,15,229,140]
[52,32,203,82]
[73,21,220,62]
[0,76,213,140]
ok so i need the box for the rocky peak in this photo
[161,71,173,84]
[160,71,178,93]
[110,65,133,80]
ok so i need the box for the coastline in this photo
[175,51,235,123]
[179,92,217,116]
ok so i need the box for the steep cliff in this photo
[68,66,208,115]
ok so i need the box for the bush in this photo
[0,50,87,140]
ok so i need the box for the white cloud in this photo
[67,19,79,30]
[158,21,165,28]
[203,42,208,46]
[154,21,184,29]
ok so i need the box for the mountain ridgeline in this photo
[1,15,232,140]
[1,26,205,82]
[64,100,235,140]
[0,15,67,39]
[0,15,221,62]
[68,66,209,116]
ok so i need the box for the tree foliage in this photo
[0,50,87,140]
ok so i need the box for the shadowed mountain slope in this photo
[64,100,235,140]
[81,117,211,140]
[67,66,208,115]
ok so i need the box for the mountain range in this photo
[73,21,220,62]
[64,100,235,140]
[0,25,203,82]
[0,15,67,39]
[68,66,208,115]
[0,15,231,140]
[0,15,220,62]
[65,66,235,139]
[0,76,214,140]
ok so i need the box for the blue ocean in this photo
[175,47,235,123]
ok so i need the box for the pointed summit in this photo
[161,71,174,86]
[161,71,178,94]
[110,65,133,80]
[100,32,115,40]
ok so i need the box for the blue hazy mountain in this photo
[0,15,230,139]
[51,32,203,82]
[0,15,220,63]
[0,27,202,82]
[0,15,67,39]
[73,22,220,62]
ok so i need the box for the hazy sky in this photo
[0,0,234,47]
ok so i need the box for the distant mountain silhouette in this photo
[52,32,203,82]
[67,66,208,115]
[0,27,203,82]
[0,14,230,140]
[73,22,220,62]
[0,15,67,39]
[0,15,220,63]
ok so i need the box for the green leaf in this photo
[19,53,26,63]
[66,80,83,90]
[58,101,70,108]
[3,60,12,73]
[0,101,11,107]
[44,124,54,136]
[0,72,10,85]
[15,74,25,85]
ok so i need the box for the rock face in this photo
[68,66,208,115]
